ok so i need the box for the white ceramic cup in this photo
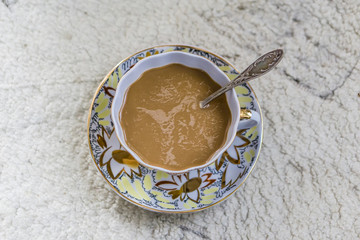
[111,51,260,174]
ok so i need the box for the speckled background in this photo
[1,0,359,239]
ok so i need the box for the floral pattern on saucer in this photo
[88,45,263,213]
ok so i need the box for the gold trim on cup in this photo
[240,109,252,120]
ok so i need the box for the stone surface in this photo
[0,0,359,239]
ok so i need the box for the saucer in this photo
[87,45,263,213]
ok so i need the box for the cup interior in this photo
[111,51,240,173]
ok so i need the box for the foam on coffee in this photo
[120,64,231,171]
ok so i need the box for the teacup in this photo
[111,51,260,174]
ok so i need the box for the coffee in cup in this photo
[111,51,260,174]
[120,63,231,171]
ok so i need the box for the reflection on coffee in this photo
[120,64,231,171]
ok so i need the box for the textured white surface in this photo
[0,0,359,239]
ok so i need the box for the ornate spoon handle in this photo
[200,49,283,108]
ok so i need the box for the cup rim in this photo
[111,51,240,174]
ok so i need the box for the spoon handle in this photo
[200,49,283,108]
[230,49,283,86]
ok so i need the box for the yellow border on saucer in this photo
[87,45,264,213]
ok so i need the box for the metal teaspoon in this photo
[199,49,284,108]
